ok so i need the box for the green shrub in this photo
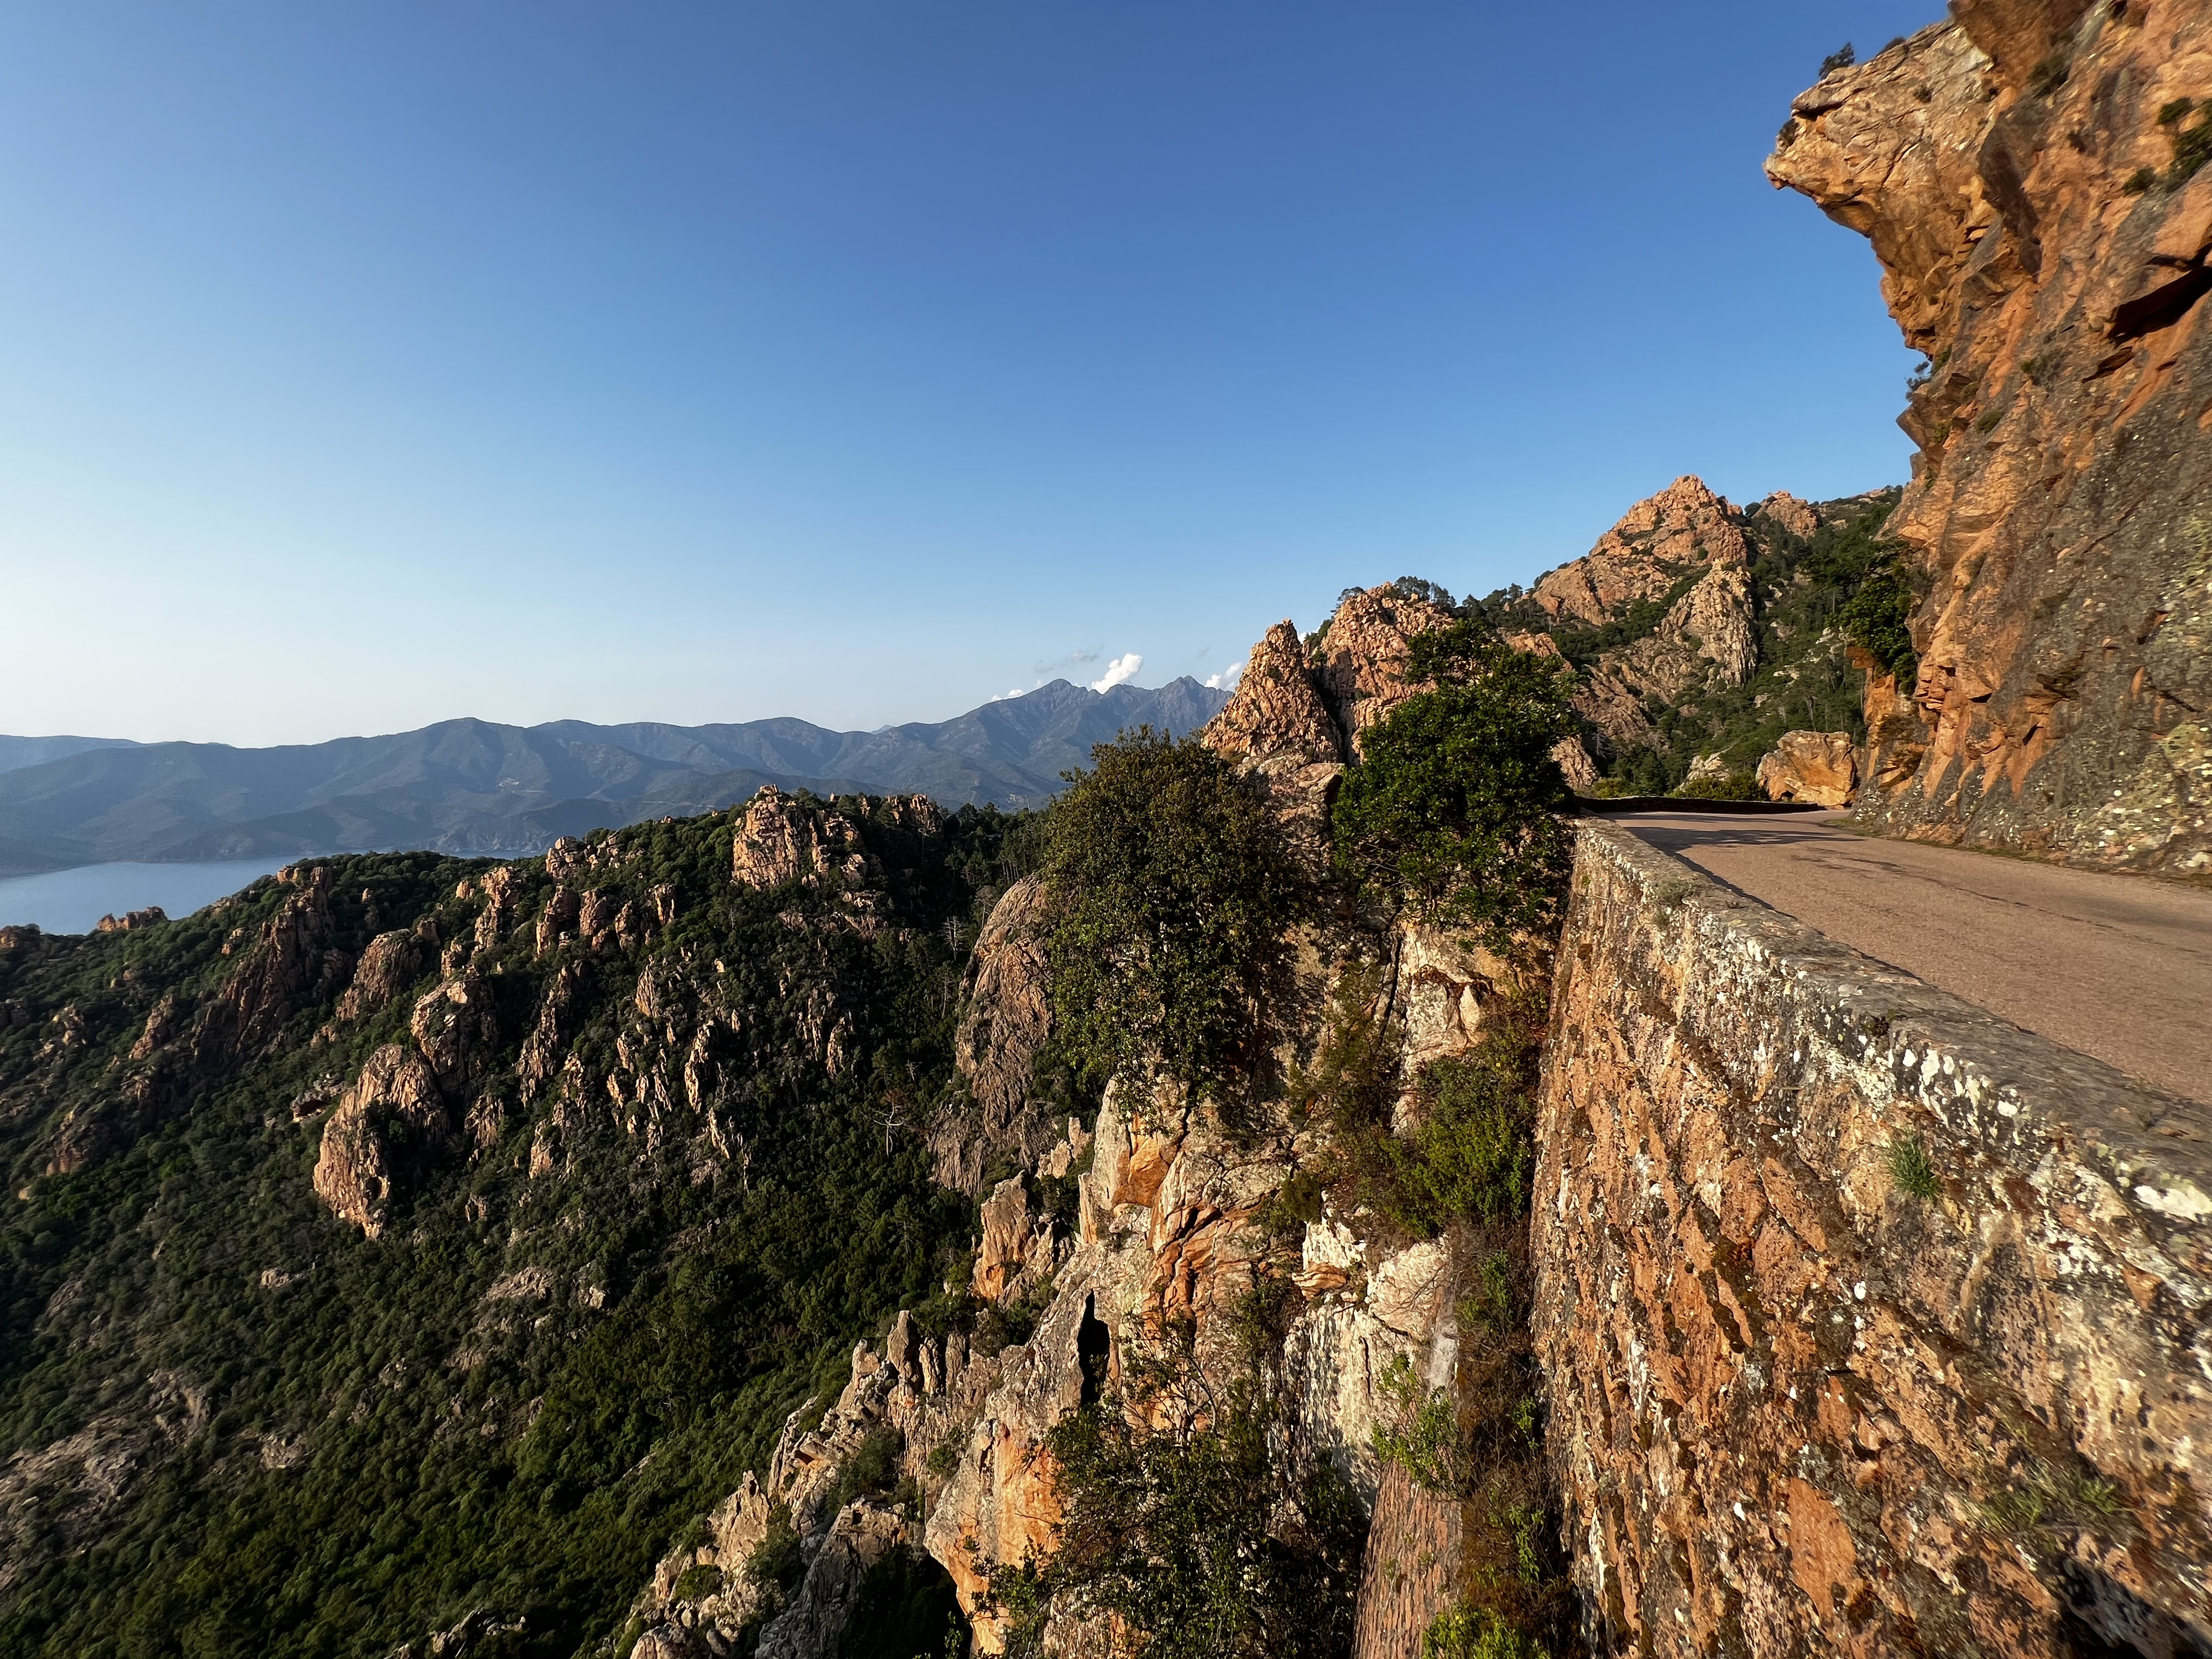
[748,1502,806,1600]
[1424,1603,1550,1659]
[834,1425,904,1507]
[1041,728,1307,1108]
[672,1563,724,1601]
[1838,560,1921,686]
[1672,769,1760,801]
[1331,622,1577,956]
[1373,1352,1462,1493]
[1885,1131,1942,1199]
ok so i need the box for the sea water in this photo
[0,858,298,935]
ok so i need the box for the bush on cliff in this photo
[1837,557,1921,687]
[1039,727,1306,1107]
[1331,621,1577,955]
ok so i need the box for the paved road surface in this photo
[1603,810,2212,1107]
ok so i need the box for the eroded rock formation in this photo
[311,1045,450,1239]
[1516,476,1766,761]
[933,877,1059,1196]
[1769,7,2212,873]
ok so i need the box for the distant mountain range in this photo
[0,679,1229,875]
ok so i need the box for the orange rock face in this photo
[1756,729,1860,806]
[1512,477,1764,761]
[1313,586,1454,753]
[1203,619,1343,769]
[1768,8,2212,875]
[1530,475,1751,629]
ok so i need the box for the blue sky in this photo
[1,1,1940,745]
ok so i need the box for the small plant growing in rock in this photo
[1374,1351,1464,1493]
[1886,1131,1942,1199]
[2027,50,2070,97]
[672,1562,723,1601]
[1978,1459,2133,1537]
[1820,43,1856,76]
[834,1425,904,1506]
[1422,1601,1551,1658]
[745,1502,806,1606]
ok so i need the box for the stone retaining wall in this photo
[1531,822,2212,1657]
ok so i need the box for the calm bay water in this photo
[0,858,298,935]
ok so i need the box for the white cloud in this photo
[1089,653,1142,693]
[1203,661,1245,692]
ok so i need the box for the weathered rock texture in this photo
[1534,821,2212,1657]
[1769,9,2212,874]
[1203,616,1350,872]
[1757,729,1861,806]
[934,877,1059,1196]
[1313,588,1453,753]
[1511,477,1777,763]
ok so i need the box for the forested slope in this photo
[0,796,1022,1657]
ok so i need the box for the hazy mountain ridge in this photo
[0,679,1228,875]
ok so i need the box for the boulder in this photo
[1756,729,1858,806]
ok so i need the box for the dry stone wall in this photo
[1532,821,2212,1657]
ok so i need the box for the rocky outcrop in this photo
[94,906,166,933]
[1313,587,1453,753]
[199,863,353,1069]
[336,926,431,1022]
[1511,477,1765,763]
[933,877,1059,1196]
[1202,618,1349,870]
[409,970,498,1091]
[1757,491,1821,540]
[1204,620,1344,769]
[1533,822,2212,1657]
[1768,11,2212,874]
[311,1045,450,1239]
[973,1176,1052,1303]
[754,1502,907,1659]
[731,788,879,893]
[1531,476,1752,628]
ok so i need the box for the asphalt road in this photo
[1603,810,2212,1107]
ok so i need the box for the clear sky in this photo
[1,1,1941,745]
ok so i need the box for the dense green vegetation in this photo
[1331,621,1577,952]
[1010,637,1578,1657]
[0,800,1025,1658]
[1039,728,1307,1112]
